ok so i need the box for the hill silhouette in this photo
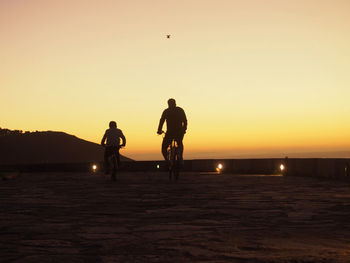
[0,128,132,165]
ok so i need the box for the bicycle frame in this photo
[109,151,118,181]
[167,139,180,181]
[104,145,120,181]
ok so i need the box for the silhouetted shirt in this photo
[158,106,187,134]
[101,128,126,147]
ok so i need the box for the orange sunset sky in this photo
[1,0,350,160]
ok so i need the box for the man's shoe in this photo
[165,160,171,171]
[179,157,184,168]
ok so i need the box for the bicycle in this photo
[160,131,181,181]
[168,138,181,181]
[103,145,123,181]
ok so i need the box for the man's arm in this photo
[157,110,166,134]
[120,131,126,147]
[101,131,107,146]
[182,109,187,133]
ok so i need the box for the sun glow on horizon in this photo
[1,0,350,160]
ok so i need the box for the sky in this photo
[1,0,350,160]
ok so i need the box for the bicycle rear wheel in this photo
[169,147,180,181]
[111,155,118,181]
[168,146,176,181]
[174,150,180,181]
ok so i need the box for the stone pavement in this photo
[1,172,350,262]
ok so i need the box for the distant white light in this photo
[92,164,98,172]
[156,164,160,169]
[216,163,223,173]
[280,164,285,171]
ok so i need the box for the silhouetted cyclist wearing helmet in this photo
[157,98,187,163]
[101,121,126,174]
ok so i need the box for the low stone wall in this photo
[284,158,350,179]
[1,158,350,180]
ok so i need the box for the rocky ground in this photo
[1,171,350,262]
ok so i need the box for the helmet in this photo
[167,98,176,108]
[109,121,117,128]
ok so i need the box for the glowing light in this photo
[92,164,98,172]
[280,164,285,171]
[216,163,224,173]
[156,164,160,169]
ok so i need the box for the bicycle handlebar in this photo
[101,144,125,149]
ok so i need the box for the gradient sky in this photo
[1,0,350,160]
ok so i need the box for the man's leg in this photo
[176,133,185,161]
[178,141,184,160]
[115,147,121,168]
[162,134,171,161]
[104,147,112,174]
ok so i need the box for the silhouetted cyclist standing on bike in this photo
[101,121,126,175]
[157,98,187,163]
